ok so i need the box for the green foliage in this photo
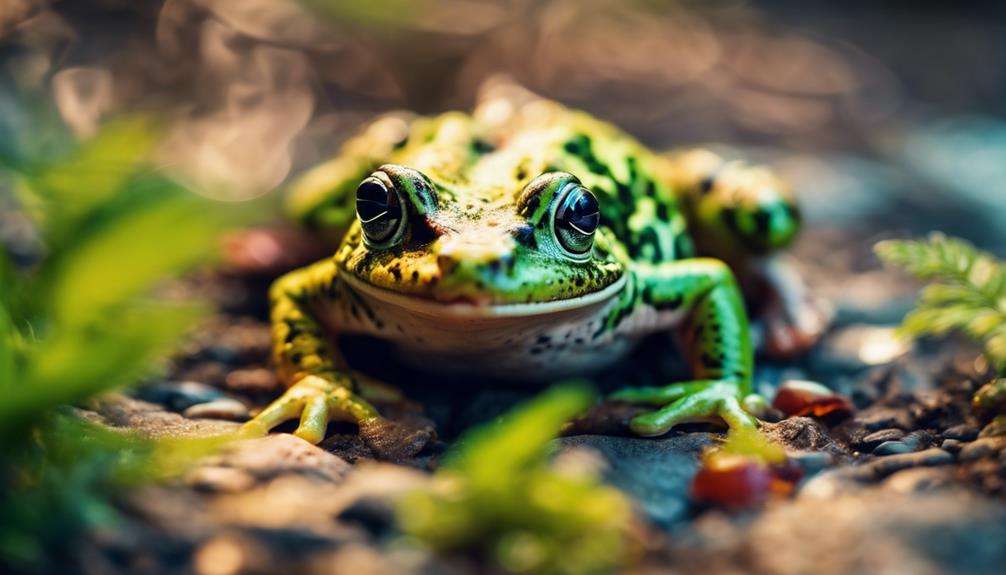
[876,233,1006,375]
[0,113,239,570]
[397,384,637,575]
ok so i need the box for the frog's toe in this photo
[623,381,758,436]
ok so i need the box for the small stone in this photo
[852,448,954,481]
[787,450,833,476]
[183,398,250,421]
[941,439,963,453]
[854,406,913,431]
[772,380,854,421]
[761,417,844,455]
[873,441,914,456]
[207,435,352,483]
[185,465,256,493]
[958,437,1006,461]
[225,368,281,393]
[883,467,955,493]
[135,381,224,411]
[858,428,905,450]
[943,424,979,441]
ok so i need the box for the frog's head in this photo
[337,164,626,313]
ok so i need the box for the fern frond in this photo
[877,233,1006,375]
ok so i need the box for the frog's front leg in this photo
[612,259,760,436]
[241,259,431,459]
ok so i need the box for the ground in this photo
[70,218,1006,575]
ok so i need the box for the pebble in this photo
[851,448,954,481]
[186,465,257,493]
[940,439,963,453]
[854,407,913,432]
[857,428,905,451]
[788,450,834,476]
[872,430,932,456]
[873,441,914,456]
[942,424,979,441]
[225,368,281,393]
[958,437,1006,462]
[135,381,224,411]
[883,467,955,494]
[183,398,250,421]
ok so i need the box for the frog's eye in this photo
[356,174,406,248]
[553,183,600,257]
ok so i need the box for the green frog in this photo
[240,80,828,458]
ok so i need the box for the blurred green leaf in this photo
[445,383,594,485]
[2,303,204,435]
[19,119,159,238]
[877,233,1006,375]
[398,384,637,575]
[46,193,225,328]
[0,303,15,385]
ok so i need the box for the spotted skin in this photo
[243,81,807,453]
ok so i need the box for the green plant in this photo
[876,233,1006,375]
[0,113,238,571]
[397,384,637,575]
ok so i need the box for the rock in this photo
[851,448,954,481]
[873,441,914,456]
[772,380,854,421]
[943,424,980,441]
[958,437,1006,462]
[857,428,905,451]
[554,433,717,527]
[761,417,845,455]
[941,439,963,453]
[81,394,240,438]
[185,465,256,493]
[744,487,1006,575]
[873,430,933,456]
[853,406,913,431]
[183,398,250,421]
[787,450,834,476]
[883,467,956,494]
[225,368,281,394]
[206,435,352,484]
[134,381,224,411]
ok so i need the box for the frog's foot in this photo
[611,380,759,437]
[240,375,431,460]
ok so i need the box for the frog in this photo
[240,79,829,458]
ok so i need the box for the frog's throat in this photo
[341,272,628,319]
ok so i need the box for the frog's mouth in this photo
[341,272,627,319]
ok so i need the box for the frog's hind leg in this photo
[664,148,832,358]
[611,259,759,436]
[241,259,431,460]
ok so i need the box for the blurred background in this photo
[2,0,1005,246]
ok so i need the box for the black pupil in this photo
[356,178,401,243]
[555,185,600,254]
